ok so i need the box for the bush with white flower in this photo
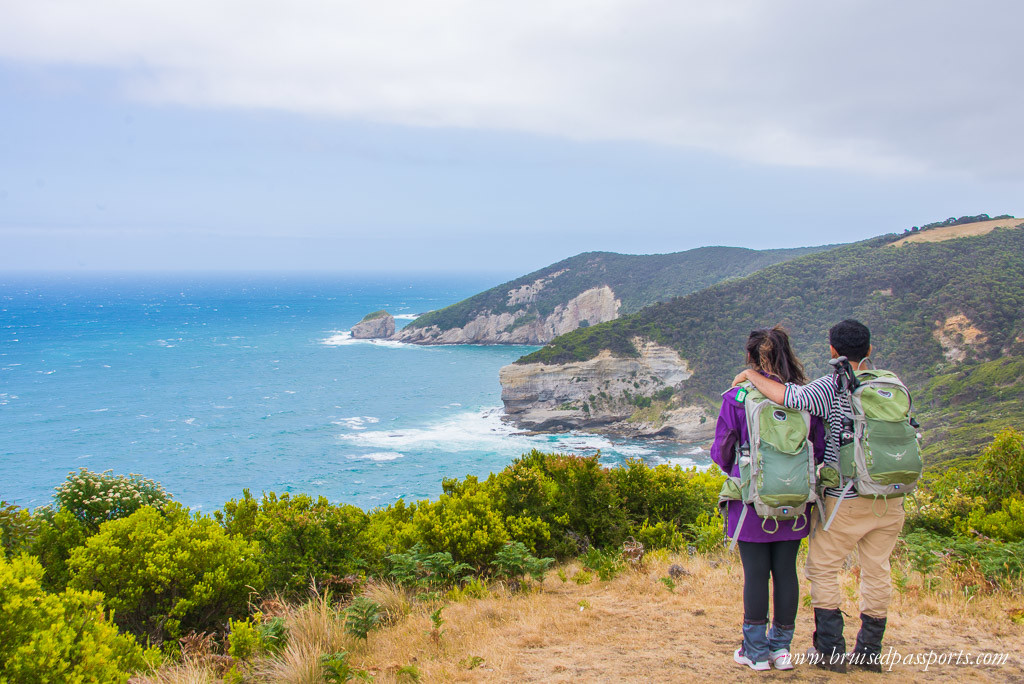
[51,468,171,532]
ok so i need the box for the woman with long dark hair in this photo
[711,325,825,671]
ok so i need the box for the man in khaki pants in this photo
[735,320,904,673]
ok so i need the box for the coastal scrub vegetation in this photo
[1,428,1023,680]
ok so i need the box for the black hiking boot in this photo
[849,613,887,673]
[808,608,848,673]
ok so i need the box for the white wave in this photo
[352,451,405,462]
[665,457,696,468]
[393,313,420,320]
[614,444,656,457]
[686,446,706,455]
[338,407,654,462]
[320,331,416,349]
[184,417,196,425]
[37,369,57,375]
[335,416,381,431]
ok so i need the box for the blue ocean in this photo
[0,274,707,511]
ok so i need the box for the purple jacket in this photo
[711,377,826,543]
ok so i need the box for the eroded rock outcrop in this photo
[933,314,987,363]
[499,337,714,439]
[394,286,620,345]
[351,310,395,339]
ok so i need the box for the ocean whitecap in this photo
[320,331,417,349]
[352,452,405,462]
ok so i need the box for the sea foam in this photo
[320,331,416,348]
[338,408,662,463]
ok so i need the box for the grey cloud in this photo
[0,0,1020,177]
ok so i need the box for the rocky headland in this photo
[351,310,395,339]
[349,243,835,347]
[394,285,620,345]
[499,336,714,440]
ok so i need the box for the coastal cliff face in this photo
[499,336,714,439]
[352,311,396,339]
[394,286,620,345]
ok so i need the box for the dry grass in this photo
[889,218,1022,246]
[350,553,1024,683]
[143,553,1024,683]
[362,580,413,626]
[131,658,220,684]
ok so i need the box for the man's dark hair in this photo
[829,319,871,362]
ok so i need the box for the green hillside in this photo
[406,244,837,332]
[517,224,1024,460]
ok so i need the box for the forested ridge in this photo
[519,227,1024,389]
[407,244,835,332]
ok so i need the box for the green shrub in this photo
[0,501,39,559]
[611,460,722,531]
[573,570,593,585]
[0,554,155,682]
[68,504,262,645]
[685,511,726,553]
[973,428,1024,504]
[504,513,552,553]
[51,468,170,533]
[217,490,372,596]
[904,473,984,537]
[529,451,628,552]
[446,577,489,601]
[410,490,509,567]
[581,547,625,581]
[490,541,554,583]
[227,615,263,661]
[632,520,685,551]
[361,499,418,574]
[967,494,1024,542]
[30,508,88,591]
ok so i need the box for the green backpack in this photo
[824,368,923,529]
[719,382,819,550]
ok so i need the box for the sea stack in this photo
[351,310,396,339]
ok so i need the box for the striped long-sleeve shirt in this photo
[783,374,859,499]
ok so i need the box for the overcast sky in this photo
[1,0,1021,273]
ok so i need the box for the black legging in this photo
[737,539,801,627]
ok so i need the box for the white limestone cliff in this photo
[499,337,714,439]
